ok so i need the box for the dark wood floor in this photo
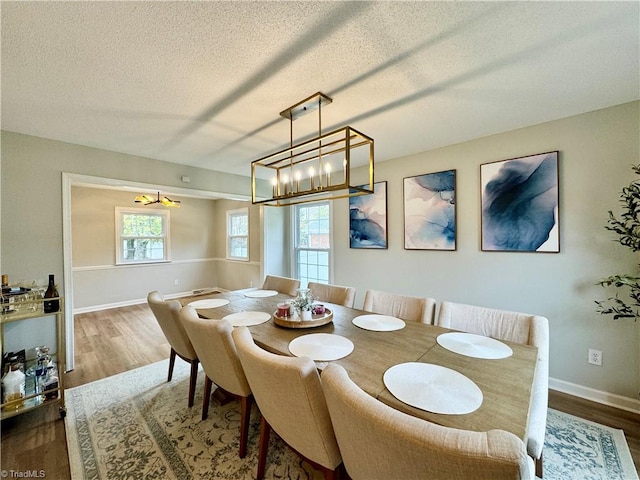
[1,302,639,478]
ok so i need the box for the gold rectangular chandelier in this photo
[251,92,374,206]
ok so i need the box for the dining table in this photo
[183,288,538,442]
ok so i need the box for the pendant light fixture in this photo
[251,92,374,206]
[134,192,181,208]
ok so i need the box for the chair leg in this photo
[168,348,177,382]
[202,376,213,420]
[188,359,199,408]
[239,395,253,458]
[323,468,337,480]
[535,453,543,478]
[257,416,271,480]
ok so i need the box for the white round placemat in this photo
[222,311,271,327]
[383,362,483,414]
[437,332,513,359]
[352,314,406,332]
[188,298,230,309]
[244,290,278,298]
[288,333,354,362]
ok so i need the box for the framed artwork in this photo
[403,170,456,250]
[349,181,388,249]
[481,151,559,252]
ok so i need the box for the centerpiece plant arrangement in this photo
[291,288,316,321]
[595,163,640,320]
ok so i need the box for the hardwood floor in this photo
[1,302,639,478]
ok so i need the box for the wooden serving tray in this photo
[273,308,333,329]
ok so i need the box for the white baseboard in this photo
[550,377,640,414]
[73,288,224,314]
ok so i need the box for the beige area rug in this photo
[65,359,638,480]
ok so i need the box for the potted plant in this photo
[291,288,315,321]
[595,163,640,320]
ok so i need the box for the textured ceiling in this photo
[2,1,639,180]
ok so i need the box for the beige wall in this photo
[71,186,220,309]
[333,101,639,402]
[213,199,263,291]
[0,131,250,285]
[2,101,638,405]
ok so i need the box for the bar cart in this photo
[1,290,66,420]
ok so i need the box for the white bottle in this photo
[2,362,26,409]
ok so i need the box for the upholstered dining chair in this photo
[308,281,356,308]
[436,301,549,478]
[362,289,436,324]
[322,363,534,480]
[147,291,199,408]
[261,275,300,296]
[180,306,253,458]
[231,326,342,480]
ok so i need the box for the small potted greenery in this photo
[291,288,315,321]
[595,163,640,320]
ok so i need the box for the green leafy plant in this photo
[595,164,640,320]
[291,289,315,312]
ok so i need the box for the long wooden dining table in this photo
[186,289,538,442]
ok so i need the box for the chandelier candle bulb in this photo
[309,167,315,190]
[271,177,278,198]
[295,171,301,193]
[325,163,331,187]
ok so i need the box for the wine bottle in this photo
[43,274,59,313]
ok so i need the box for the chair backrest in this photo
[362,289,436,324]
[180,306,250,397]
[147,291,197,361]
[261,275,301,296]
[436,301,549,460]
[321,363,534,480]
[231,326,341,470]
[308,282,356,308]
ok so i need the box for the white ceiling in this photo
[2,1,639,180]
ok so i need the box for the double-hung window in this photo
[115,207,170,264]
[227,208,249,261]
[294,202,331,287]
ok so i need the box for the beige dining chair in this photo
[147,291,199,408]
[308,281,356,308]
[322,363,534,480]
[231,326,342,480]
[362,289,436,324]
[261,275,300,296]
[180,306,253,458]
[436,301,549,478]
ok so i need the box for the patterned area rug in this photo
[65,359,638,480]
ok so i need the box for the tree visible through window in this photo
[116,207,170,264]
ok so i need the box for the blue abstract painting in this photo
[403,170,456,250]
[350,181,387,249]
[481,151,559,252]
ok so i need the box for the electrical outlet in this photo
[588,348,602,366]
[174,279,179,286]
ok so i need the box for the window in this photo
[115,207,170,264]
[227,208,249,260]
[294,202,331,287]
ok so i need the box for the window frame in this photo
[292,201,332,288]
[115,207,171,265]
[226,207,249,261]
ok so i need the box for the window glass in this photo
[227,208,249,260]
[294,202,330,287]
[116,208,170,264]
